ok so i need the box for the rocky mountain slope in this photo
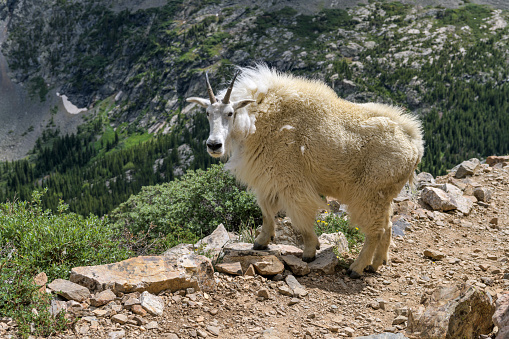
[1,0,509,173]
[1,157,508,338]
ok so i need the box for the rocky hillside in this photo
[0,0,509,171]
[1,157,508,338]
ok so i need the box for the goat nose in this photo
[207,141,222,151]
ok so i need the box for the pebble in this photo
[257,289,270,299]
[206,325,220,336]
[111,314,128,325]
[288,298,300,306]
[392,315,408,325]
[197,328,208,337]
[343,326,355,337]
[424,249,446,260]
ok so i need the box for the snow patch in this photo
[57,93,87,114]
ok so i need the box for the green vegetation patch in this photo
[110,163,262,250]
[0,190,132,337]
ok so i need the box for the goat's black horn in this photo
[222,71,239,104]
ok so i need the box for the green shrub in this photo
[0,189,131,337]
[0,189,132,280]
[0,249,69,338]
[110,163,262,246]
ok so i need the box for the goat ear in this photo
[186,97,211,108]
[233,99,255,110]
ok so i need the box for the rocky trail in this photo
[2,157,509,339]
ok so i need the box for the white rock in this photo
[140,291,164,316]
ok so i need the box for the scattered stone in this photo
[421,187,457,211]
[308,246,339,275]
[90,289,116,307]
[278,284,293,296]
[280,255,310,276]
[285,275,308,297]
[146,321,159,330]
[47,279,91,302]
[244,264,256,276]
[195,223,232,259]
[206,325,220,336]
[140,291,165,316]
[70,254,215,294]
[408,284,495,338]
[196,328,208,337]
[123,297,140,308]
[215,262,243,276]
[474,187,493,202]
[49,300,67,317]
[423,249,446,260]
[33,272,48,293]
[111,314,128,325]
[486,155,509,167]
[416,172,435,189]
[355,333,410,339]
[343,326,355,336]
[252,256,285,275]
[392,315,408,325]
[131,304,147,316]
[318,232,349,253]
[92,309,108,317]
[108,330,126,339]
[133,315,148,326]
[257,288,270,299]
[493,293,509,339]
[455,159,480,178]
[288,298,300,306]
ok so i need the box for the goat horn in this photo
[205,72,217,104]
[222,71,239,104]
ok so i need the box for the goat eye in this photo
[228,112,233,117]
[206,112,209,117]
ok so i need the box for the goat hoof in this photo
[302,255,315,263]
[253,242,268,250]
[316,243,320,250]
[364,265,377,273]
[270,236,274,241]
[383,260,387,265]
[347,269,361,279]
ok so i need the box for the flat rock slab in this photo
[223,242,281,256]
[355,333,410,339]
[253,256,285,275]
[408,283,495,338]
[215,262,243,275]
[48,279,91,302]
[70,254,215,294]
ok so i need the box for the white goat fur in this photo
[193,65,424,276]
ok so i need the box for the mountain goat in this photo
[187,65,424,278]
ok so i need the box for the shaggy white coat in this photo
[201,65,424,276]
